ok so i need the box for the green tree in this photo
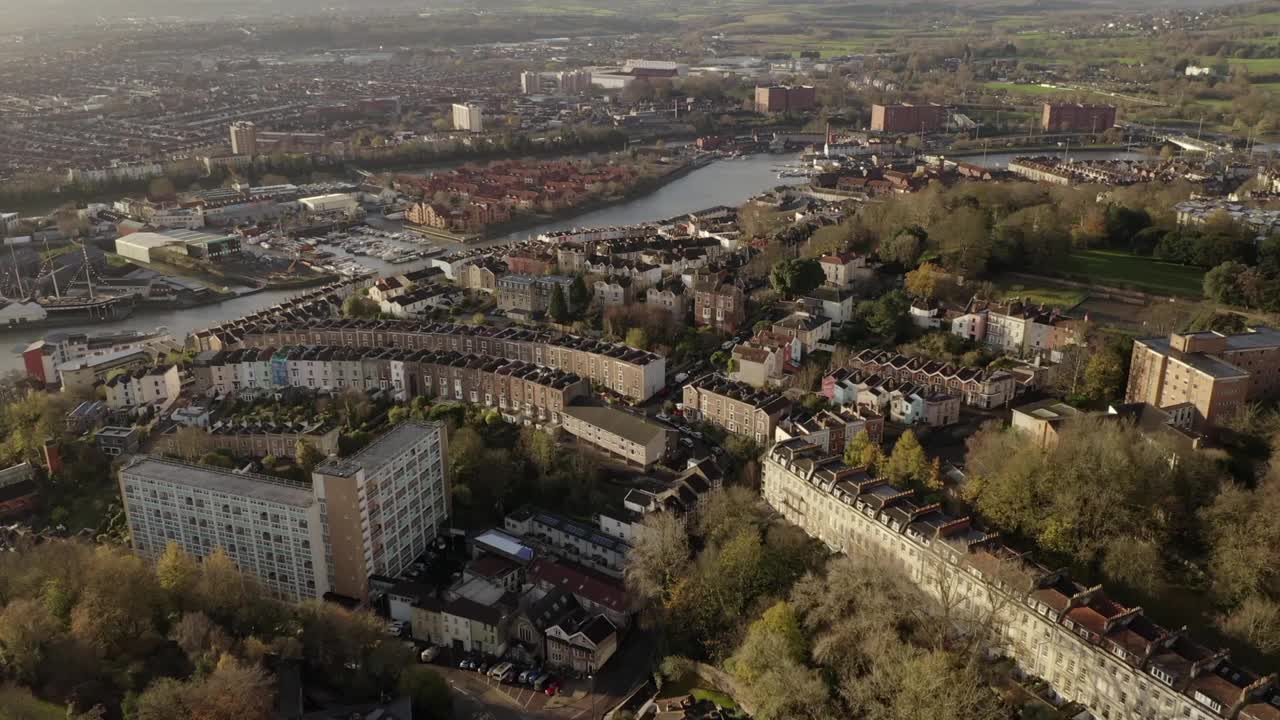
[341,295,380,319]
[398,666,453,720]
[883,430,930,489]
[770,257,825,298]
[295,439,325,471]
[569,274,590,309]
[844,429,882,470]
[548,284,569,323]
[1082,347,1126,403]
[625,327,650,350]
[1204,260,1248,305]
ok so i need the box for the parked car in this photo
[532,673,552,691]
[478,662,491,674]
[420,646,440,663]
[459,659,475,670]
[501,669,518,683]
[545,680,562,696]
[489,662,512,679]
[656,412,670,422]
[673,372,689,383]
[680,438,694,449]
[518,669,536,684]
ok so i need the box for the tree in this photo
[169,426,214,461]
[625,327,650,350]
[1204,261,1249,305]
[1219,595,1280,655]
[903,263,950,301]
[548,284,569,323]
[844,429,882,470]
[569,274,590,309]
[0,599,60,684]
[1082,346,1126,403]
[295,439,324,471]
[883,431,930,490]
[398,666,452,720]
[881,226,927,269]
[1203,479,1280,603]
[770,257,825,298]
[157,542,200,603]
[624,512,690,606]
[341,295,379,319]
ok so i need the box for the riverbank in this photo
[940,143,1139,159]
[406,154,714,246]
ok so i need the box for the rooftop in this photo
[315,421,442,478]
[563,405,667,447]
[122,456,314,508]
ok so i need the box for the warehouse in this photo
[114,230,241,263]
[299,193,358,215]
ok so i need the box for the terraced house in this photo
[762,439,1280,720]
[193,346,590,425]
[682,374,791,444]
[213,319,665,402]
[841,348,1017,409]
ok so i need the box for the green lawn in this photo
[657,674,740,711]
[994,281,1086,310]
[1057,250,1205,297]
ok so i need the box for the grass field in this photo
[994,281,1087,310]
[1057,250,1205,297]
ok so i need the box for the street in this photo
[436,624,656,720]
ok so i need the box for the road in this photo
[437,626,656,720]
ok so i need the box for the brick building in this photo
[754,85,817,114]
[1040,103,1117,133]
[870,103,946,133]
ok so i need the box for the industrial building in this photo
[298,193,358,216]
[114,229,241,263]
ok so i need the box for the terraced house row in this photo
[762,439,1280,720]
[843,348,1018,409]
[200,318,665,402]
[192,346,590,424]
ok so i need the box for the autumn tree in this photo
[903,263,951,301]
[844,429,882,470]
[883,430,930,490]
[295,439,325,471]
[624,512,691,606]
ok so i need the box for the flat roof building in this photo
[561,405,669,469]
[312,421,450,602]
[1126,328,1280,426]
[119,456,329,602]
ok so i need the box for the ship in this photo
[0,242,136,331]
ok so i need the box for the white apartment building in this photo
[312,421,450,602]
[762,439,1280,720]
[452,103,484,133]
[119,457,329,602]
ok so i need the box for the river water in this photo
[0,154,800,371]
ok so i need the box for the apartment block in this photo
[1125,328,1280,426]
[762,439,1280,720]
[561,405,669,469]
[225,319,666,402]
[102,364,182,409]
[311,421,450,602]
[682,374,791,445]
[119,457,329,602]
[753,85,817,114]
[1041,103,1117,133]
[870,103,946,133]
[452,103,483,133]
[496,274,576,317]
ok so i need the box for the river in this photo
[0,154,800,371]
